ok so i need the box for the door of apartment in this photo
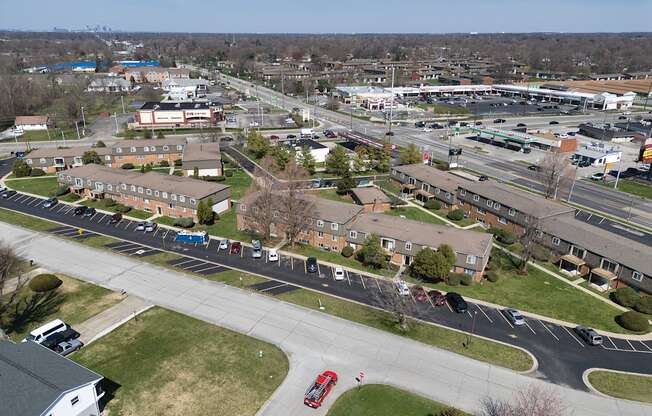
[157,206,162,215]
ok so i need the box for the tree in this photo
[372,285,416,332]
[325,145,350,176]
[143,129,153,139]
[193,166,199,179]
[81,150,102,165]
[94,140,106,148]
[480,384,567,416]
[197,198,215,225]
[399,143,422,165]
[518,215,540,275]
[537,152,573,200]
[299,145,316,174]
[352,146,368,172]
[0,242,28,340]
[11,159,31,178]
[125,129,135,140]
[246,163,277,241]
[410,248,451,281]
[336,171,355,195]
[438,244,457,269]
[156,130,165,139]
[375,148,391,173]
[278,160,315,247]
[246,130,270,159]
[357,234,387,269]
[325,98,340,111]
[270,145,292,170]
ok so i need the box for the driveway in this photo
[2,222,650,416]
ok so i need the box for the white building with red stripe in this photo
[134,101,223,129]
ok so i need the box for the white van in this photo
[22,319,69,344]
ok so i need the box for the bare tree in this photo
[480,384,567,416]
[244,156,277,241]
[537,152,573,200]
[0,242,28,340]
[372,286,417,332]
[519,215,540,275]
[277,160,314,247]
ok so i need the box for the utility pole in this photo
[567,162,579,202]
[614,151,623,189]
[643,81,652,113]
[387,66,395,143]
[81,106,86,130]
[113,112,119,134]
[121,95,126,114]
[75,121,81,140]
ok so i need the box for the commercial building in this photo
[134,101,223,129]
[350,187,392,213]
[391,164,465,208]
[285,138,330,163]
[335,86,395,110]
[181,143,222,177]
[572,145,622,168]
[14,115,50,131]
[578,123,638,142]
[58,164,231,219]
[115,59,160,68]
[467,127,578,153]
[0,340,104,416]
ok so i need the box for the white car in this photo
[334,267,345,281]
[395,280,410,296]
[144,222,157,232]
[218,240,229,250]
[268,250,279,262]
[422,127,432,132]
[249,121,259,127]
[591,172,605,181]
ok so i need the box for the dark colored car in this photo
[306,257,318,273]
[82,207,96,217]
[73,206,86,216]
[474,121,483,126]
[415,121,426,128]
[230,241,242,255]
[429,290,446,306]
[286,134,296,139]
[41,328,80,350]
[478,175,489,181]
[493,119,506,124]
[516,123,527,127]
[1,190,16,198]
[446,292,468,313]
[43,197,58,208]
[549,120,559,125]
[385,131,395,136]
[528,165,540,172]
[411,286,428,302]
[618,115,627,120]
[269,135,280,140]
[109,213,122,224]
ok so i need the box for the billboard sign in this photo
[641,138,652,164]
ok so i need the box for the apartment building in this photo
[107,138,186,168]
[347,213,492,279]
[124,67,190,84]
[58,165,231,219]
[25,146,112,173]
[391,164,465,209]
[181,142,222,177]
[456,181,575,235]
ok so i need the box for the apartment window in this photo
[508,208,516,216]
[498,217,507,225]
[107,184,113,191]
[162,192,168,199]
[317,220,324,228]
[459,189,466,196]
[473,195,480,202]
[131,185,136,192]
[146,189,152,195]
[158,154,164,159]
[144,198,149,204]
[381,238,395,251]
[179,195,186,203]
[71,396,79,406]
[86,179,92,185]
[74,178,83,187]
[632,271,643,282]
[163,145,169,151]
[536,230,544,238]
[150,146,156,152]
[273,211,279,218]
[349,230,357,239]
[318,231,324,237]
[176,145,183,151]
[137,187,143,194]
[435,188,440,195]
[121,184,127,190]
[405,241,412,251]
[130,147,136,153]
[494,203,501,210]
[600,258,618,274]
[240,204,246,212]
[171,194,177,201]
[143,146,149,152]
[486,200,493,208]
[466,255,477,265]
[331,223,339,231]
[116,147,122,153]
[94,182,103,191]
[422,183,430,192]
[552,237,561,246]
[26,159,33,165]
[332,234,337,242]
[445,192,451,199]
[154,190,159,197]
[39,158,47,164]
[105,155,111,161]
[190,198,196,205]
[571,245,586,259]
[464,268,474,276]
[477,207,486,215]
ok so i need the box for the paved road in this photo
[218,72,652,231]
[2,222,651,416]
[1,189,651,392]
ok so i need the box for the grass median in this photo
[383,206,446,225]
[5,177,59,197]
[587,370,652,404]
[327,384,466,416]
[73,307,288,416]
[276,288,533,372]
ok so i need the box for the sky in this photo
[1,0,651,33]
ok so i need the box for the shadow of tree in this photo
[7,290,64,335]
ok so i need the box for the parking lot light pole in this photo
[567,162,579,202]
[81,106,86,130]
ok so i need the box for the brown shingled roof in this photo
[394,164,467,193]
[350,187,391,205]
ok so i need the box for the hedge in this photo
[486,271,500,283]
[446,208,464,221]
[224,170,234,177]
[610,287,639,308]
[460,274,473,286]
[634,297,652,315]
[341,246,354,258]
[447,273,463,286]
[114,204,132,213]
[104,198,116,207]
[174,159,183,167]
[202,176,226,182]
[29,274,62,293]
[531,244,551,262]
[174,218,194,228]
[424,199,441,210]
[617,311,650,332]
[488,227,517,245]
[30,168,46,177]
[54,185,70,197]
[159,160,170,167]
[121,163,135,170]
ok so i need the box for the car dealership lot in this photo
[1,189,651,388]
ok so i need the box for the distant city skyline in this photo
[1,0,652,33]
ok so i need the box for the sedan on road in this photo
[504,308,526,326]
[549,120,559,125]
[43,197,58,208]
[446,292,468,313]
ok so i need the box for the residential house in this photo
[124,67,190,84]
[14,116,50,131]
[391,164,465,209]
[0,340,104,416]
[58,164,231,219]
[87,77,130,93]
[350,187,392,213]
[181,142,222,177]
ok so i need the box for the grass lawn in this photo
[285,243,397,278]
[3,274,122,341]
[60,193,82,202]
[312,188,355,204]
[81,199,151,220]
[223,169,252,200]
[408,249,632,334]
[5,177,59,197]
[0,207,57,231]
[588,370,652,404]
[277,289,533,372]
[375,178,402,195]
[204,269,268,287]
[383,207,446,225]
[594,179,652,200]
[73,307,288,416]
[327,384,465,416]
[433,208,477,227]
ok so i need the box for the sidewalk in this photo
[76,295,153,344]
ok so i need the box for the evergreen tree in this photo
[300,145,316,174]
[325,145,350,176]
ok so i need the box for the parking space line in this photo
[98,214,107,223]
[475,304,493,323]
[162,229,169,239]
[374,278,382,292]
[56,205,66,212]
[174,258,198,267]
[445,301,453,313]
[125,220,133,230]
[317,264,321,277]
[260,283,288,293]
[561,326,585,347]
[640,341,652,352]
[345,270,351,286]
[537,320,559,341]
[359,275,366,289]
[523,320,536,335]
[205,239,211,250]
[194,265,220,273]
[625,339,635,351]
[497,309,514,329]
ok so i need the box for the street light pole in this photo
[567,162,579,202]
[81,106,86,130]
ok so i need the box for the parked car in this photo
[306,257,318,273]
[230,241,242,255]
[43,197,58,208]
[591,172,605,181]
[109,213,122,224]
[304,370,338,408]
[73,206,87,216]
[478,175,489,182]
[269,135,280,140]
[618,115,627,120]
[41,328,80,350]
[219,239,229,250]
[333,267,345,281]
[286,134,296,139]
[429,290,446,306]
[395,280,410,296]
[135,222,146,231]
[446,292,468,313]
[385,131,394,136]
[414,121,426,128]
[82,207,96,217]
[411,286,428,302]
[516,123,527,127]
[144,222,157,232]
[578,160,591,168]
[422,127,432,132]
[493,119,506,124]
[504,309,526,326]
[1,189,16,199]
[268,249,279,262]
[22,319,70,344]
[574,326,603,346]
[474,121,483,126]
[549,120,559,125]
[567,131,576,136]
[528,165,540,172]
[54,339,83,356]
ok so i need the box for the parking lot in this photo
[2,188,651,387]
[428,95,577,117]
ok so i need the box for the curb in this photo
[85,303,155,345]
[582,368,652,404]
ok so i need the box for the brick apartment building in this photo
[134,102,223,129]
[391,164,465,209]
[58,165,231,219]
[25,146,112,173]
[124,67,190,84]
